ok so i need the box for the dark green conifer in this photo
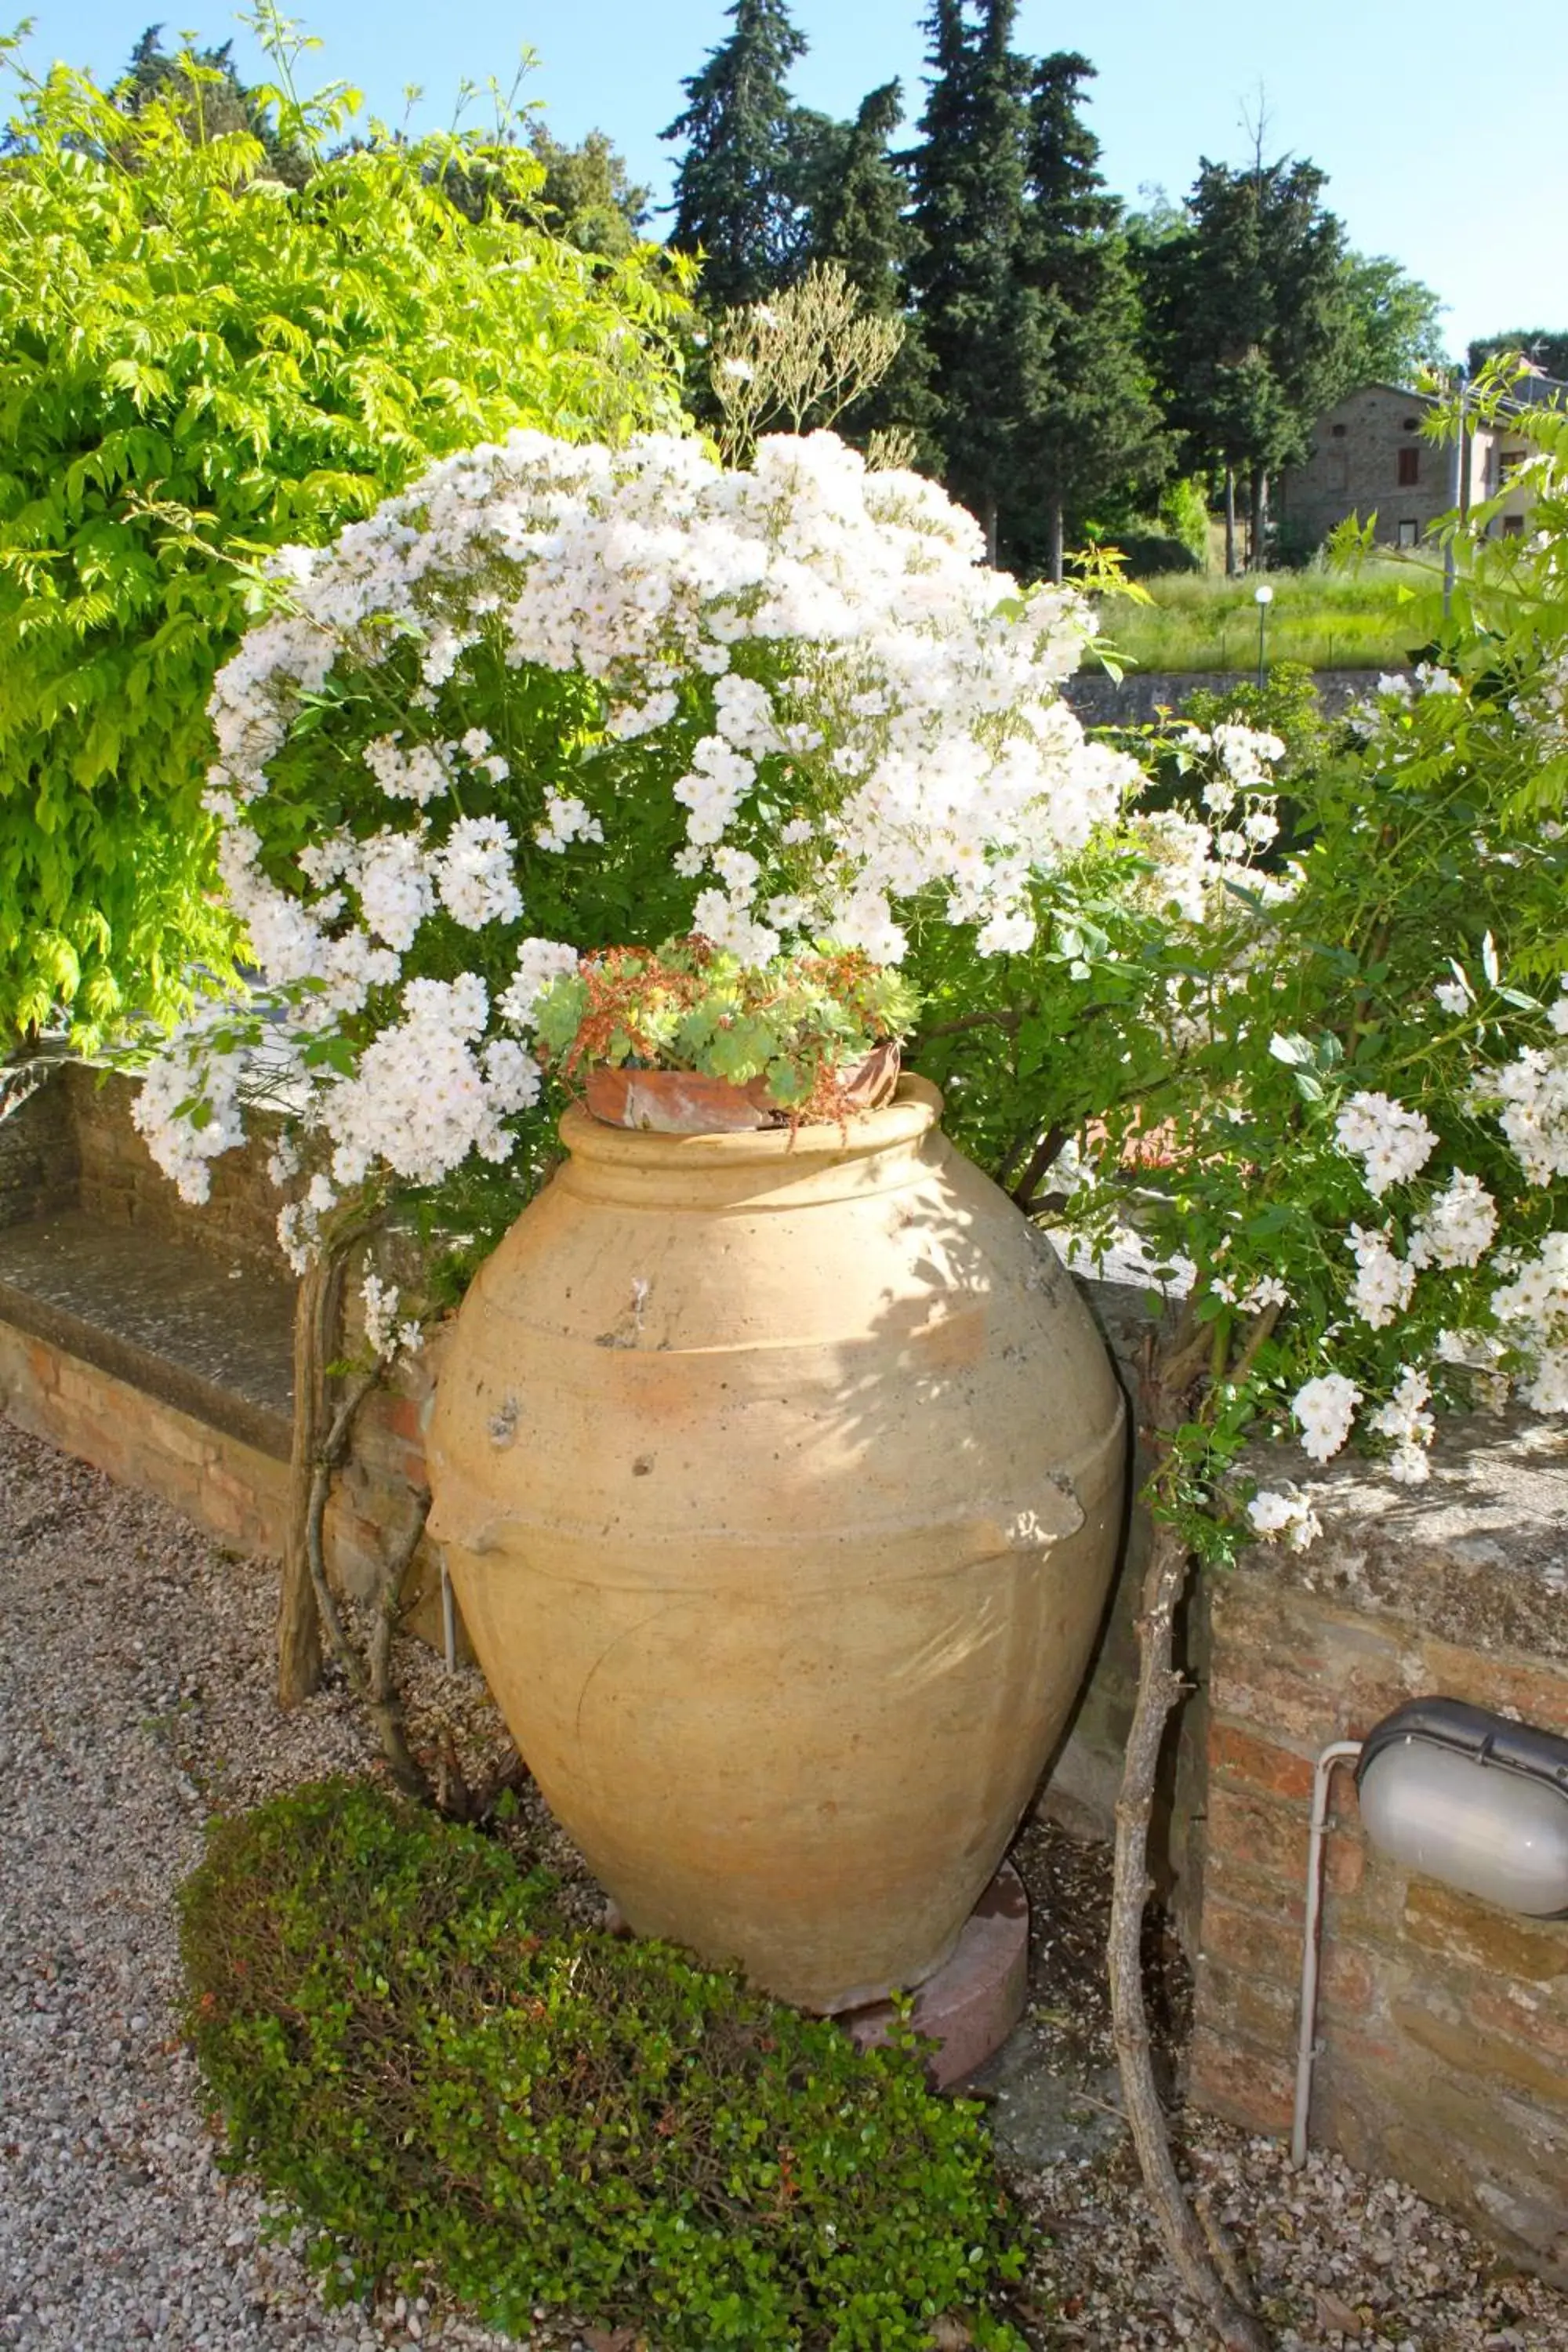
[807,80,910,314]
[1141,157,1354,568]
[663,0,809,310]
[910,8,1165,575]
[907,0,1028,559]
[1011,52,1167,579]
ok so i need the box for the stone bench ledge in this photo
[1240,1412,1568,1668]
[0,1207,294,1461]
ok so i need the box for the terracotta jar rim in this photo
[558,1072,943,1171]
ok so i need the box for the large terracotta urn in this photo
[426,1076,1125,2013]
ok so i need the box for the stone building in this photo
[1277,373,1563,555]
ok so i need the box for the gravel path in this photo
[2,1414,1565,2352]
[0,1420,518,2352]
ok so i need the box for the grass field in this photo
[1092,561,1437,673]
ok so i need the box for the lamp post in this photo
[1443,364,1469,625]
[1254,582,1274,689]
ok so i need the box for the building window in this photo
[1331,423,1347,437]
[1396,520,1420,549]
[1498,449,1528,486]
[1501,514,1526,537]
[1397,446,1421,486]
[1403,417,1420,431]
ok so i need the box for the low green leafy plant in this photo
[533,938,920,1116]
[1174,659,1330,785]
[180,1780,1027,2350]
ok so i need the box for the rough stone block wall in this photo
[1184,1417,1568,2287]
[1277,384,1462,551]
[1062,667,1380,734]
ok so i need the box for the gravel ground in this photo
[996,1825,1568,2351]
[2,1414,1565,2352]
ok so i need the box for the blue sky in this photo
[25,0,1568,357]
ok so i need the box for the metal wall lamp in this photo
[1292,1697,1568,2165]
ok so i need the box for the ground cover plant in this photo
[0,11,688,1051]
[1095,560,1420,672]
[180,1778,1028,2350]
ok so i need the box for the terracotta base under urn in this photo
[603,1860,1029,2090]
[838,1862,1029,2088]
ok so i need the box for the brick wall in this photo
[64,1065,288,1276]
[1184,1420,1568,2287]
[0,1068,79,1226]
[0,1297,456,1651]
[0,1317,289,1552]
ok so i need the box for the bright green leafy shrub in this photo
[180,1780,1027,2350]
[0,28,688,1048]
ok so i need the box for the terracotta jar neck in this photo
[554,1075,945,1213]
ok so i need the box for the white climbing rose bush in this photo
[1045,370,1568,1546]
[133,426,1142,1261]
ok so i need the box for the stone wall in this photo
[1277,384,1455,553]
[1061,668,1381,733]
[0,1068,78,1227]
[1275,381,1540,554]
[1184,1417,1568,2286]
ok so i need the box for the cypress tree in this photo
[807,80,911,314]
[662,0,809,310]
[907,0,1029,561]
[800,78,933,454]
[910,12,1165,576]
[1011,53,1167,580]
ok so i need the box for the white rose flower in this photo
[1291,1374,1361,1464]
